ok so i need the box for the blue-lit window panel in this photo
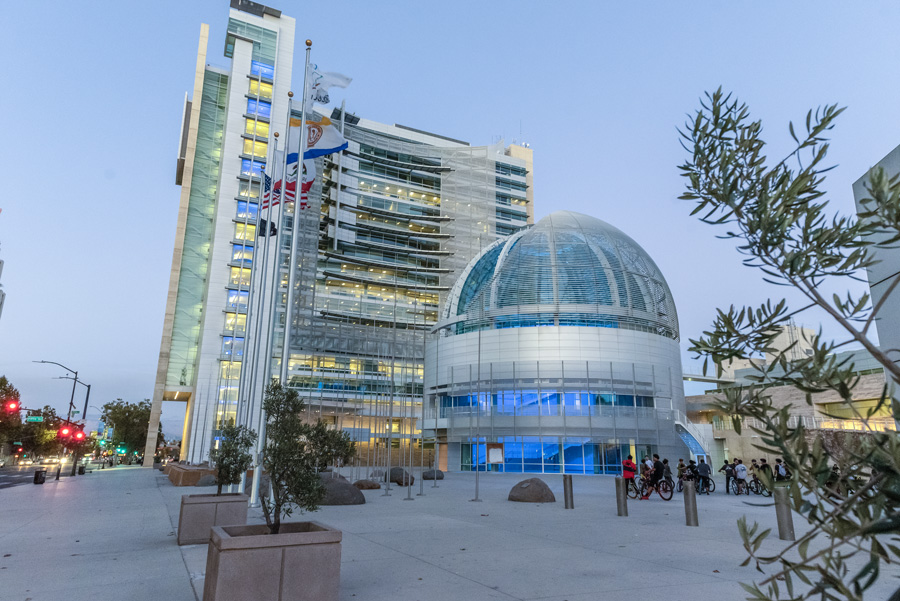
[540,392,559,416]
[520,390,539,416]
[471,442,487,472]
[250,60,275,79]
[502,439,524,473]
[616,394,635,407]
[543,440,561,473]
[231,244,253,266]
[563,442,585,474]
[241,159,265,177]
[247,98,272,118]
[522,439,543,473]
[236,200,259,220]
[497,391,516,416]
[584,444,602,475]
[226,290,249,311]
[222,336,244,358]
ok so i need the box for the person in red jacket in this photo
[622,455,637,484]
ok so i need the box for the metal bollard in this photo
[615,476,628,517]
[774,487,795,541]
[683,480,699,527]
[563,475,574,509]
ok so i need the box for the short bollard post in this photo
[563,474,574,509]
[615,476,628,517]
[774,487,795,541]
[683,480,699,527]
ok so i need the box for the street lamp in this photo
[34,360,90,476]
[34,360,80,422]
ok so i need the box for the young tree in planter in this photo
[260,382,356,535]
[209,424,257,496]
[680,88,900,601]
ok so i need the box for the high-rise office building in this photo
[143,0,295,464]
[145,1,534,464]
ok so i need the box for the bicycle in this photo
[697,477,716,494]
[748,475,772,497]
[625,478,641,499]
[639,478,673,501]
[730,478,751,495]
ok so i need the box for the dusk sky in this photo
[2,1,899,438]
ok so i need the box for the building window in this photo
[230,267,251,287]
[241,159,265,177]
[236,200,258,220]
[245,118,270,138]
[231,244,253,266]
[250,60,275,79]
[224,312,247,334]
[238,180,260,199]
[222,336,245,358]
[249,79,273,100]
[247,98,272,118]
[242,138,268,158]
[226,289,249,311]
[235,222,256,241]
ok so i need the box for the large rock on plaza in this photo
[353,479,381,490]
[508,478,556,503]
[422,469,444,480]
[319,472,365,505]
[385,467,414,486]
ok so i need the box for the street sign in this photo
[25,416,44,423]
[13,441,22,445]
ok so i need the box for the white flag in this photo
[307,64,351,106]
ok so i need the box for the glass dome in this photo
[441,211,679,339]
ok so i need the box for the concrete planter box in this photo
[177,493,248,546]
[168,465,216,486]
[203,521,342,601]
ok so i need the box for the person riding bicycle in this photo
[719,459,734,494]
[642,454,665,499]
[734,458,749,494]
[662,458,673,486]
[622,455,637,484]
[696,458,712,494]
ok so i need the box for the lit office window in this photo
[241,159,265,177]
[249,79,273,100]
[224,312,247,333]
[226,289,249,310]
[245,118,270,138]
[222,336,245,358]
[235,222,257,241]
[230,267,251,287]
[242,138,268,158]
[236,200,258,220]
[231,244,254,265]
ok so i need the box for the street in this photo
[0,460,109,489]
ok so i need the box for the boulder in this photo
[196,474,217,487]
[422,469,444,480]
[385,467,414,486]
[508,478,556,503]
[353,479,381,490]
[319,473,365,505]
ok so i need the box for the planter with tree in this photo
[177,423,256,545]
[203,382,356,601]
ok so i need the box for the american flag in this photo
[260,172,280,210]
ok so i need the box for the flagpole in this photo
[280,39,313,385]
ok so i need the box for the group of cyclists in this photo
[622,454,793,500]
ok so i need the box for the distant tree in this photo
[680,88,900,601]
[0,376,22,446]
[100,399,162,457]
[209,424,256,495]
[22,406,64,457]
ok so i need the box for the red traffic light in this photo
[17,447,23,453]
[58,425,72,438]
[73,429,86,442]
[4,400,19,412]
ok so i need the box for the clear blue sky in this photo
[2,1,899,438]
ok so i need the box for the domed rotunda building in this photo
[424,211,695,474]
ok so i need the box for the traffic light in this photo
[72,428,86,442]
[16,447,23,453]
[58,425,73,439]
[99,439,107,446]
[3,399,19,412]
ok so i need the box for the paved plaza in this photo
[1,467,896,601]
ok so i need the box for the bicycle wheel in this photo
[639,480,649,498]
[707,479,716,493]
[676,479,683,492]
[731,479,740,495]
[749,479,761,495]
[626,480,638,499]
[658,479,673,500]
[760,484,772,497]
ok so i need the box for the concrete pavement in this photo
[3,467,897,600]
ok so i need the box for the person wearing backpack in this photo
[774,458,791,481]
[719,459,735,494]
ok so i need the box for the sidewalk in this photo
[3,468,896,601]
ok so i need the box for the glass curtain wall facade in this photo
[277,111,534,464]
[425,211,690,473]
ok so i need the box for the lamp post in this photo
[34,361,90,476]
